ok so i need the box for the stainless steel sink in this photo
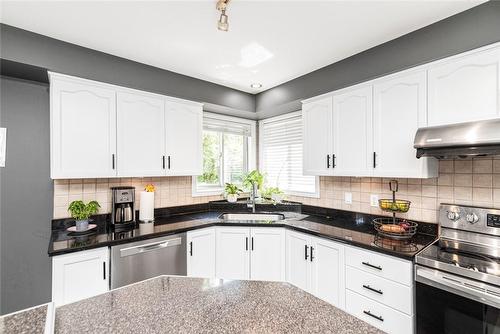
[218,213,285,221]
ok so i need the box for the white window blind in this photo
[260,113,317,196]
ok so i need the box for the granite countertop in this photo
[54,275,384,334]
[0,304,48,334]
[49,205,437,259]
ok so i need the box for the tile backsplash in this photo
[53,176,222,219]
[289,157,500,224]
[53,158,500,223]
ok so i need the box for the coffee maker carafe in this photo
[111,186,136,229]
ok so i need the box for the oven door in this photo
[416,265,500,334]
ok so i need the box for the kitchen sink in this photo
[218,213,285,221]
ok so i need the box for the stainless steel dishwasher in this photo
[110,233,187,289]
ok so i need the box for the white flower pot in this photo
[227,194,238,203]
[75,219,89,231]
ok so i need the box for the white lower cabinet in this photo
[215,227,285,281]
[346,289,413,334]
[187,228,216,278]
[344,246,414,334]
[52,247,109,306]
[285,230,345,310]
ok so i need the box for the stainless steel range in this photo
[415,204,500,334]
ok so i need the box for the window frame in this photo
[259,111,320,198]
[192,112,257,197]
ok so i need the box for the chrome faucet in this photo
[247,182,258,213]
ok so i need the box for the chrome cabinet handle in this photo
[362,261,382,271]
[363,310,384,322]
[363,284,383,295]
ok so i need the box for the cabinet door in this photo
[215,227,250,280]
[332,85,373,176]
[50,79,116,178]
[187,228,216,278]
[165,101,203,176]
[250,228,285,282]
[285,230,310,292]
[310,237,345,309]
[428,47,500,126]
[52,247,109,306]
[116,92,165,177]
[373,71,438,178]
[302,97,334,176]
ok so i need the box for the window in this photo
[193,113,256,196]
[259,112,318,197]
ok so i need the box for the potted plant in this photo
[243,170,265,192]
[224,183,242,203]
[68,200,101,231]
[261,187,285,203]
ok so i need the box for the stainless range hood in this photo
[414,118,500,159]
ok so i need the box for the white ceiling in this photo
[0,1,486,93]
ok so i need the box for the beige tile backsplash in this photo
[53,177,222,219]
[288,157,500,224]
[53,158,500,224]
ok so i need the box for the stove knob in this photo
[466,213,479,224]
[447,211,460,221]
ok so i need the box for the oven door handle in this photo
[416,265,500,309]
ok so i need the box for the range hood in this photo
[414,119,500,159]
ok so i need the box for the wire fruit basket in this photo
[374,180,418,240]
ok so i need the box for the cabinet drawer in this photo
[345,246,412,286]
[346,266,413,315]
[346,289,413,334]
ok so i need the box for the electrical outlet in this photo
[344,192,352,204]
[370,194,379,207]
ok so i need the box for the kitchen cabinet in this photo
[215,227,250,280]
[187,228,216,278]
[249,227,285,281]
[49,72,203,179]
[332,84,373,176]
[165,100,203,176]
[116,91,165,177]
[302,96,334,176]
[428,46,500,126]
[285,230,345,309]
[373,70,438,178]
[52,247,109,306]
[50,75,117,178]
[215,227,285,281]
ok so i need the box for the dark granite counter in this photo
[54,275,383,334]
[0,304,48,334]
[48,202,437,260]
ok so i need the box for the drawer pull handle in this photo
[363,284,383,295]
[363,310,384,322]
[362,261,382,270]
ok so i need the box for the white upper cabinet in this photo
[117,92,165,177]
[428,46,500,126]
[250,228,285,282]
[49,73,203,179]
[50,76,117,178]
[302,96,334,176]
[332,85,373,176]
[373,71,438,178]
[165,100,203,176]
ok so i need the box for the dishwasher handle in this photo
[119,237,182,257]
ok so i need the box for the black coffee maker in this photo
[111,186,136,230]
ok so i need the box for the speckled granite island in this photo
[0,304,48,334]
[55,275,383,334]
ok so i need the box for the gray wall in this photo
[255,1,500,118]
[0,24,256,118]
[0,77,52,314]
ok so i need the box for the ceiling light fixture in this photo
[251,83,263,89]
[216,0,230,32]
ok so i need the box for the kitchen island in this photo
[54,275,383,334]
